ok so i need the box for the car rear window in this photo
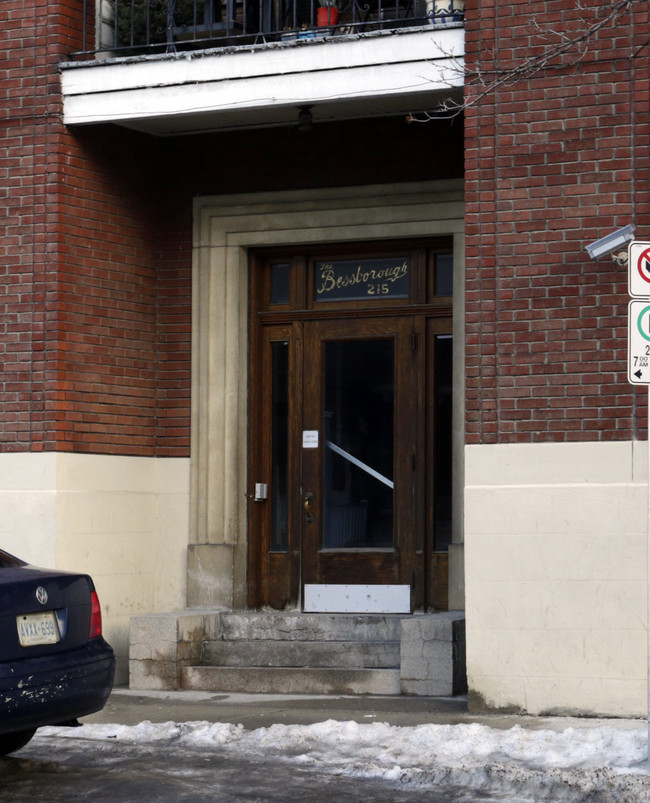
[0,550,26,568]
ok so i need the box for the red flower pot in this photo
[317,7,339,26]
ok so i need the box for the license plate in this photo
[17,611,60,647]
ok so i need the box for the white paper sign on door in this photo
[302,430,319,449]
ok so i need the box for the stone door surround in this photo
[189,180,464,608]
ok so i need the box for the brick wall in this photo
[464,0,650,443]
[0,1,69,452]
[0,1,176,455]
[154,196,192,458]
[53,126,162,455]
[1,1,462,456]
[10,2,647,454]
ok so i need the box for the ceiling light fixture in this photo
[297,106,313,132]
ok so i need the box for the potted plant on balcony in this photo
[426,0,464,24]
[317,0,339,27]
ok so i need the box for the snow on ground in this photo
[41,719,650,802]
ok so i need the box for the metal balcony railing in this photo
[74,0,464,58]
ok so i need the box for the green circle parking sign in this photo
[637,304,650,342]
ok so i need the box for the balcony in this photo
[76,0,464,57]
[61,0,465,135]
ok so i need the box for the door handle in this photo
[304,492,315,523]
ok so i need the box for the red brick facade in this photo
[1,2,170,455]
[464,0,650,443]
[1,2,461,456]
[5,1,645,455]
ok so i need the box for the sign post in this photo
[626,241,650,759]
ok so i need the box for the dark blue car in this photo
[0,549,115,756]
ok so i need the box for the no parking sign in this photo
[628,241,650,298]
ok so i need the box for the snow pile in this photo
[43,719,650,802]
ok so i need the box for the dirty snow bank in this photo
[42,719,650,802]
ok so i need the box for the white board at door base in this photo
[304,584,411,613]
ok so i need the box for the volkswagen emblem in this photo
[35,586,48,605]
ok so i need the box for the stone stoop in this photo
[129,610,466,696]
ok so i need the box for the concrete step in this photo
[130,609,466,697]
[181,666,402,695]
[202,639,400,668]
[218,612,403,642]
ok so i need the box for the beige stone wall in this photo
[0,453,190,683]
[465,440,648,717]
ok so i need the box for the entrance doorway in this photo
[248,241,453,611]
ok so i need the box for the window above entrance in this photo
[314,257,410,302]
[257,241,453,315]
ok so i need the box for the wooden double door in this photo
[248,242,453,611]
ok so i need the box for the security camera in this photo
[585,224,635,260]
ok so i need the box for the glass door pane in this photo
[322,339,394,549]
[270,341,289,551]
[433,334,453,551]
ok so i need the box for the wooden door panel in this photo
[301,316,418,591]
[248,323,301,609]
[317,553,399,584]
[248,243,454,611]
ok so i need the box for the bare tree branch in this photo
[407,0,643,122]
